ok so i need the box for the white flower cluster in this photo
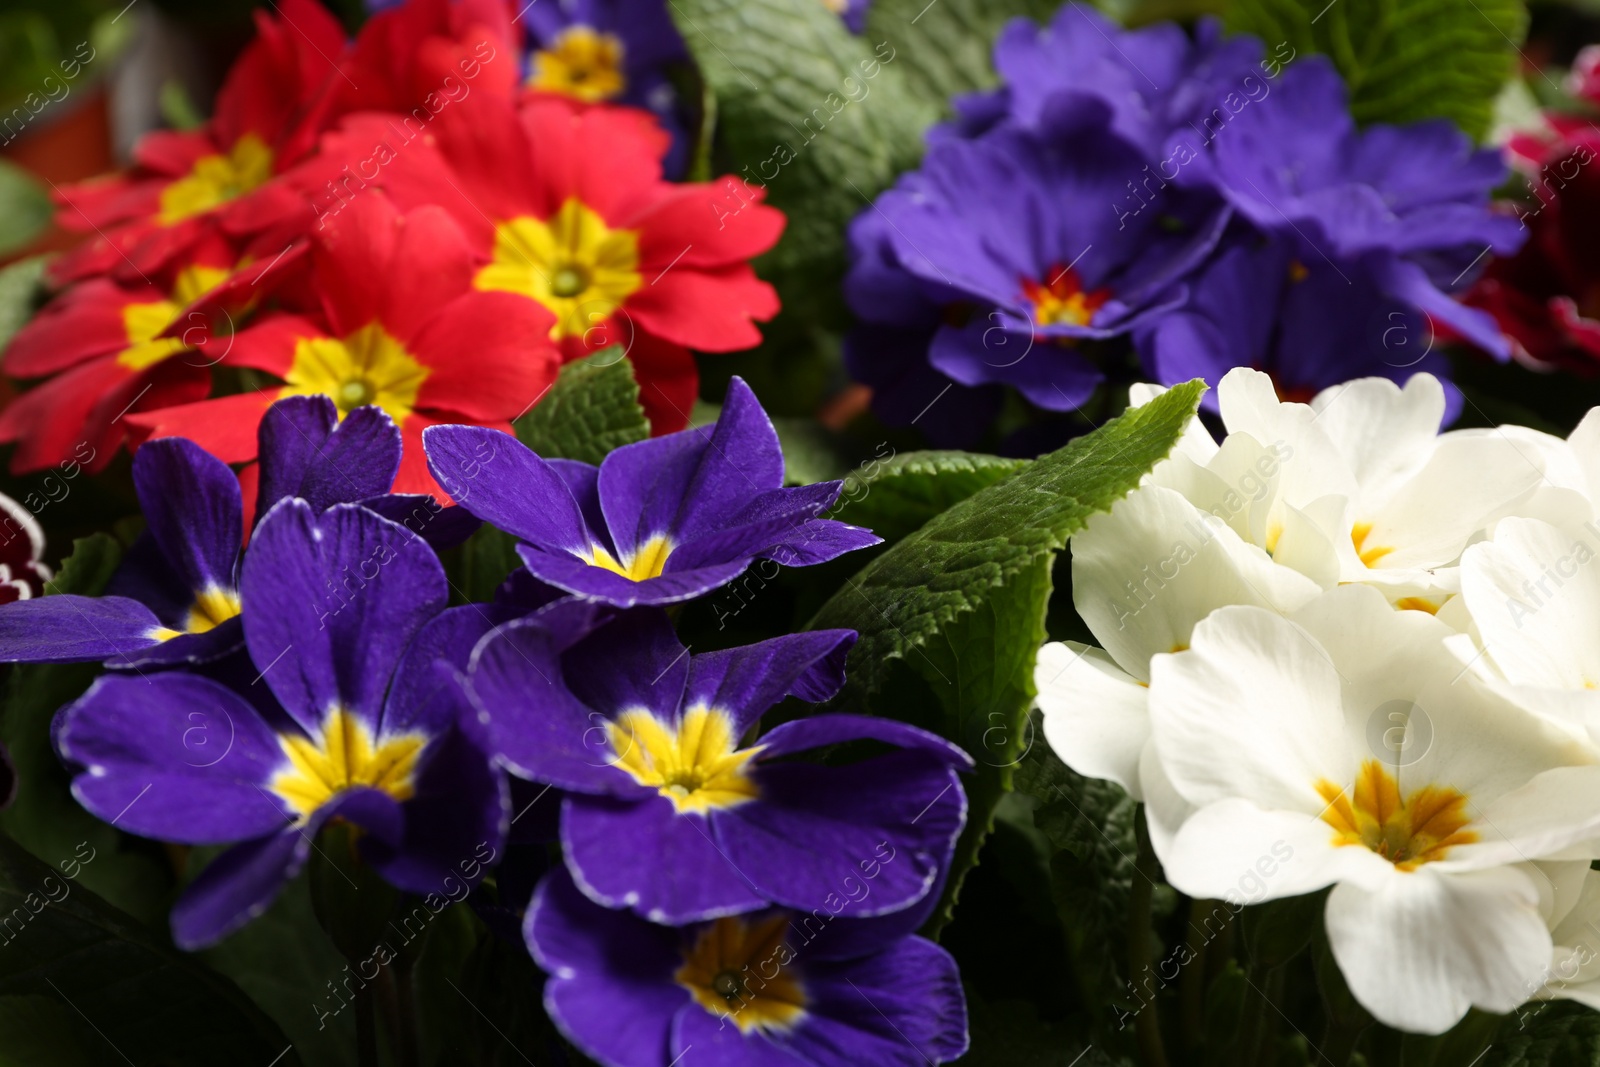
[1036,368,1600,1034]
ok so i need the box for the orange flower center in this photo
[1315,759,1477,871]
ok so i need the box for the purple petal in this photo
[132,437,242,596]
[671,1010,809,1067]
[562,610,690,724]
[105,618,243,670]
[684,630,856,736]
[384,603,518,736]
[780,937,968,1066]
[562,792,766,923]
[241,500,447,732]
[0,595,165,663]
[421,425,594,553]
[756,715,975,767]
[597,377,784,559]
[525,868,685,1067]
[716,757,966,918]
[256,398,401,523]
[364,719,508,895]
[170,826,311,949]
[516,543,750,607]
[56,671,290,843]
[359,495,481,550]
[665,483,878,573]
[465,615,650,795]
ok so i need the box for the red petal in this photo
[3,279,163,378]
[630,180,786,269]
[125,391,276,464]
[412,291,560,420]
[624,266,779,352]
[627,333,698,435]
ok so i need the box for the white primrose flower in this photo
[1213,369,1546,601]
[1531,862,1600,1011]
[1147,584,1600,1034]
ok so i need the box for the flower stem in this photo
[355,979,379,1067]
[1129,808,1169,1067]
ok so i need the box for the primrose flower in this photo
[0,491,49,605]
[846,102,1227,415]
[527,868,969,1067]
[424,377,879,607]
[466,609,971,924]
[1148,585,1600,1033]
[125,196,560,497]
[0,396,420,667]
[48,0,343,284]
[302,93,782,431]
[0,229,237,474]
[518,0,691,174]
[54,499,506,948]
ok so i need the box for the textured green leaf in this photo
[44,533,121,597]
[831,450,1028,545]
[863,0,1059,104]
[0,255,45,355]
[1477,1003,1599,1066]
[512,348,648,467]
[0,834,294,1065]
[808,379,1206,688]
[1226,0,1526,138]
[667,0,936,300]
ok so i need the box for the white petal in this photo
[1035,642,1149,798]
[1326,866,1552,1034]
[1460,517,1600,691]
[1163,797,1391,903]
[1568,407,1600,508]
[1148,606,1355,812]
[1071,486,1320,679]
[1309,373,1444,504]
[1362,435,1544,572]
[1139,740,1192,863]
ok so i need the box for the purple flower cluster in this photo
[845,3,1525,442]
[20,380,969,1067]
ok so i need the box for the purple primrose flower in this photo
[54,499,506,948]
[423,377,880,608]
[527,867,970,1067]
[464,608,971,924]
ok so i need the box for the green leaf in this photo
[512,348,649,466]
[0,161,49,260]
[45,533,122,596]
[0,995,95,1066]
[1477,1003,1598,1066]
[808,379,1206,688]
[862,0,1059,104]
[1226,0,1527,139]
[0,834,295,1065]
[667,0,936,302]
[199,864,355,1067]
[831,450,1028,545]
[0,255,45,355]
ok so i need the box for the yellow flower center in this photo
[1351,522,1394,567]
[116,264,233,371]
[269,708,427,820]
[1315,759,1477,871]
[529,27,628,103]
[474,198,642,341]
[158,133,275,225]
[675,914,808,1034]
[280,322,430,423]
[607,705,761,814]
[586,535,672,582]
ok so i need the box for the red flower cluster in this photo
[1465,48,1600,373]
[1,0,783,496]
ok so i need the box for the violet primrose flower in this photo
[423,377,880,608]
[0,396,465,667]
[54,499,506,948]
[465,609,972,924]
[527,868,970,1067]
